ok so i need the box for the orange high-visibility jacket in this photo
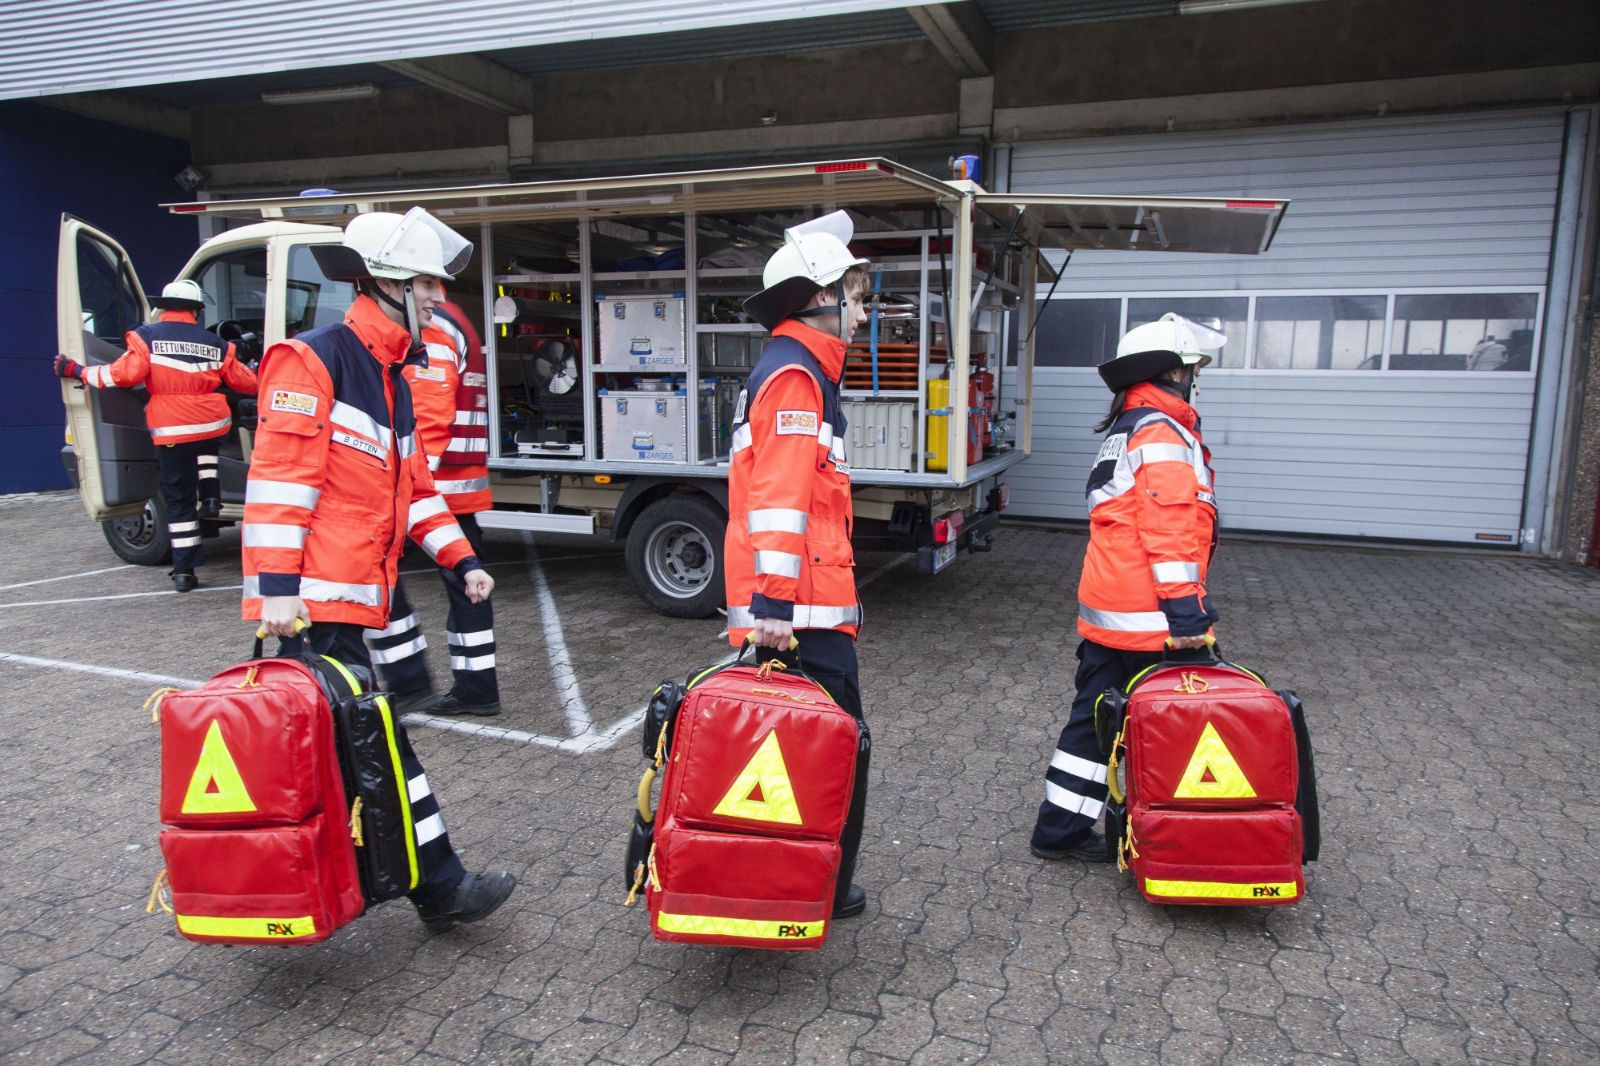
[241,295,476,629]
[725,320,859,645]
[408,304,490,514]
[1077,381,1219,651]
[79,309,258,445]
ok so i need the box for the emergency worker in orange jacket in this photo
[729,210,871,920]
[54,279,258,591]
[365,299,502,715]
[1030,313,1224,862]
[243,207,515,931]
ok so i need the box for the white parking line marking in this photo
[0,651,199,689]
[0,564,136,592]
[522,533,594,735]
[0,587,242,609]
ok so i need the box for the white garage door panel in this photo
[1008,369,1533,542]
[1013,111,1563,293]
[1007,111,1561,543]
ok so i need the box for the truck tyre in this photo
[626,495,726,618]
[102,496,172,566]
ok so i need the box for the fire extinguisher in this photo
[974,363,995,449]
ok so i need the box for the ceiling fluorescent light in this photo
[260,83,380,105]
[1179,0,1320,13]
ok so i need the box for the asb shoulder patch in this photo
[775,410,819,437]
[270,390,318,417]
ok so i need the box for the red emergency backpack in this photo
[1096,649,1319,906]
[151,649,418,945]
[625,649,859,950]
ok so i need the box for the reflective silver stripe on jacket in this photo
[748,508,809,535]
[396,433,417,459]
[453,411,489,426]
[242,575,382,606]
[447,436,487,452]
[726,603,861,629]
[436,476,491,494]
[419,524,462,560]
[754,550,803,579]
[330,401,392,447]
[730,423,753,454]
[242,523,308,549]
[297,576,384,606]
[148,354,222,373]
[1151,561,1200,584]
[1078,603,1169,632]
[246,479,320,510]
[83,364,115,388]
[408,495,449,527]
[1088,413,1212,513]
[150,416,230,440]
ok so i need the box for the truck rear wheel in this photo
[626,496,726,618]
[102,497,172,566]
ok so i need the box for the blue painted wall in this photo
[1,101,196,494]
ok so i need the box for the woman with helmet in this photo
[726,210,873,919]
[242,207,515,931]
[1029,313,1224,863]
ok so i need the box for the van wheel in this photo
[626,496,726,618]
[102,497,171,566]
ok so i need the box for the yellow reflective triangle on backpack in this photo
[713,729,802,824]
[1172,720,1256,799]
[181,720,258,815]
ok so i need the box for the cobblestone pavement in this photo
[1,490,1597,1065]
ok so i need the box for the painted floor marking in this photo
[0,564,136,592]
[522,534,594,735]
[0,651,199,690]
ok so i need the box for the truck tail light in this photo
[932,510,965,545]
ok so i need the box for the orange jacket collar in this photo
[1126,380,1198,431]
[772,319,847,383]
[158,309,198,324]
[344,293,415,365]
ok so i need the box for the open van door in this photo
[57,215,154,522]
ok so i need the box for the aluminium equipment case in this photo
[1096,649,1320,906]
[153,651,418,945]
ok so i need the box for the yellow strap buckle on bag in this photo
[146,869,173,916]
[144,687,180,723]
[349,797,365,847]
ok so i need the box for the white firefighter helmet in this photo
[1098,313,1225,390]
[149,279,207,310]
[312,206,473,283]
[343,207,472,279]
[743,210,869,330]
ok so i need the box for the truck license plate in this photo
[930,541,957,573]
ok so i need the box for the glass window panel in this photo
[286,244,358,338]
[1390,293,1536,371]
[1026,298,1121,368]
[191,248,267,331]
[75,235,142,344]
[1127,297,1248,368]
[1253,295,1385,370]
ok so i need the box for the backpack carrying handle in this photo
[250,618,308,660]
[1162,635,1221,665]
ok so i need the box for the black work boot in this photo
[1030,830,1111,864]
[388,689,437,715]
[170,571,198,593]
[197,498,223,520]
[832,884,867,919]
[416,870,517,933]
[426,692,502,717]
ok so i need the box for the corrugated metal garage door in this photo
[1005,110,1566,545]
